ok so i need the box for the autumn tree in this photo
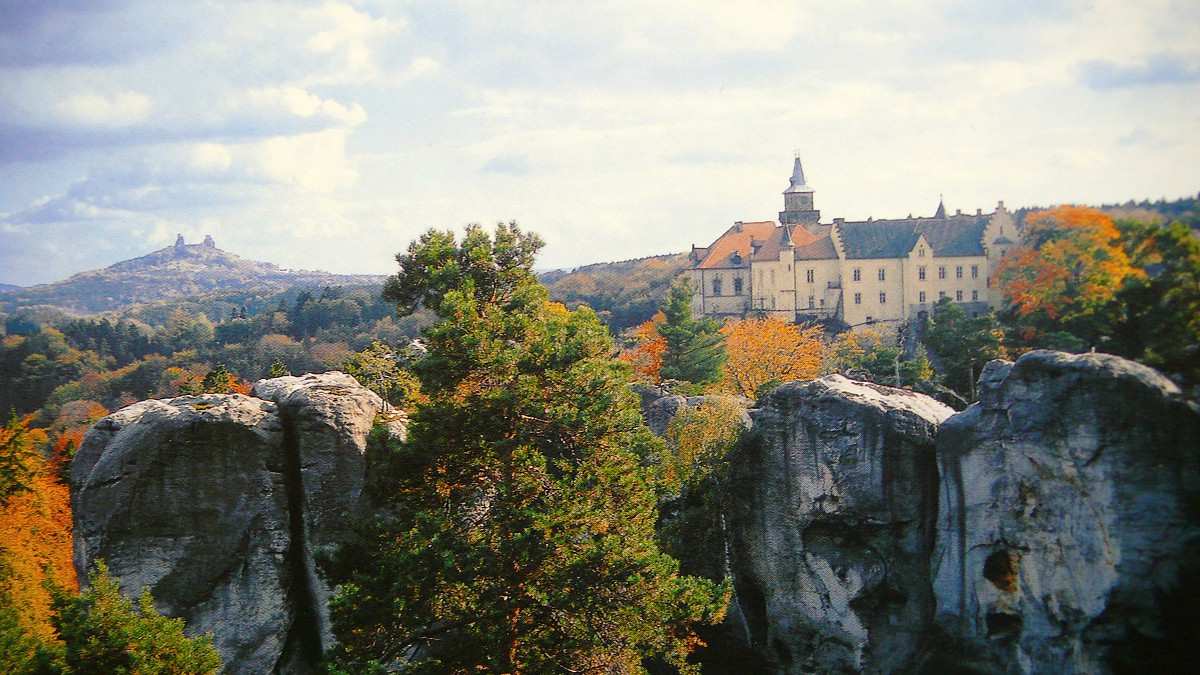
[996,206,1139,349]
[0,414,75,661]
[659,278,726,387]
[720,318,823,398]
[328,223,725,673]
[619,311,667,382]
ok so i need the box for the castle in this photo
[687,156,1019,328]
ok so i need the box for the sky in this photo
[1,0,1198,286]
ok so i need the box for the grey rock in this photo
[72,373,385,674]
[643,394,752,438]
[729,375,953,674]
[930,351,1200,674]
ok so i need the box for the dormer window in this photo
[918,247,925,257]
[731,252,742,265]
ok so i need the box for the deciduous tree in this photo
[719,318,823,398]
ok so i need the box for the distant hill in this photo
[541,252,690,331]
[0,283,21,293]
[0,236,385,315]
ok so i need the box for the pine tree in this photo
[328,223,726,673]
[658,278,726,386]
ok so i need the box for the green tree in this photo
[1106,219,1200,384]
[658,278,726,386]
[328,224,725,673]
[198,364,239,394]
[341,342,420,409]
[923,298,1006,399]
[267,360,291,378]
[0,413,39,505]
[42,561,221,674]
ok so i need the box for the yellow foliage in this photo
[619,311,667,382]
[719,318,824,397]
[0,421,76,643]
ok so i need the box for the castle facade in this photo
[687,157,1018,327]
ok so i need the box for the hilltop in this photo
[0,235,385,315]
[540,252,691,330]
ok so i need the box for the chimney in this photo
[833,217,844,225]
[976,208,982,215]
[174,234,185,249]
[734,221,743,232]
[955,208,962,216]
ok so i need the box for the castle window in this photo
[878,268,886,281]
[972,290,979,301]
[806,269,814,283]
[956,289,964,301]
[956,265,963,279]
[918,266,926,281]
[918,247,925,257]
[808,295,815,309]
[879,292,887,304]
[733,278,743,295]
[854,292,862,305]
[712,277,722,295]
[939,290,946,299]
[919,290,927,303]
[770,269,776,285]
[820,298,825,307]
[971,265,979,279]
[938,266,946,280]
[853,268,861,282]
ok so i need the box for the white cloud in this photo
[51,91,153,129]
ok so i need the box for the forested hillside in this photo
[540,252,690,330]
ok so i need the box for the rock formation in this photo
[728,375,954,674]
[930,351,1200,674]
[71,373,383,674]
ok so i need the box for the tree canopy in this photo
[328,223,726,673]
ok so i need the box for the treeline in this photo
[1,285,432,421]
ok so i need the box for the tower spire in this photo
[934,194,946,219]
[784,153,811,194]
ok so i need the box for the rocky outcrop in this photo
[71,373,383,674]
[729,375,954,674]
[930,351,1200,674]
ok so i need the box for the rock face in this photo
[71,373,383,674]
[930,351,1200,674]
[728,375,954,674]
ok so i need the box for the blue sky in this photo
[1,0,1198,285]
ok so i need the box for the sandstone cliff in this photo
[71,373,383,674]
[930,351,1200,673]
[728,376,953,674]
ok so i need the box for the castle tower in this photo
[779,153,820,225]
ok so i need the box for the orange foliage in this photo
[0,419,76,643]
[719,318,824,397]
[996,206,1139,321]
[620,312,667,381]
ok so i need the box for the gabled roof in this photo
[838,215,990,259]
[694,221,776,269]
[751,224,823,262]
[793,225,838,260]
